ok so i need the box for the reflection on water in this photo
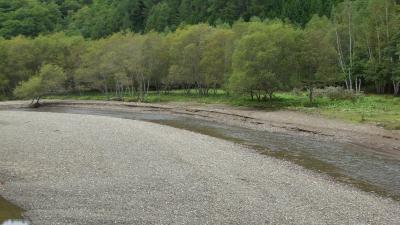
[0,196,28,225]
[17,106,400,201]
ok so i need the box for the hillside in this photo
[0,0,340,38]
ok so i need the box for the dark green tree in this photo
[0,0,62,38]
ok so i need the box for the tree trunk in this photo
[348,1,353,91]
[101,74,109,100]
[376,82,381,94]
[394,80,400,96]
[145,79,150,100]
[354,77,362,93]
[1,87,6,96]
[156,81,160,95]
[385,1,390,40]
[376,81,386,94]
[138,81,143,102]
[355,78,358,93]
[255,91,261,102]
[376,26,382,63]
[29,97,41,108]
[366,38,373,60]
[309,87,314,103]
[335,20,348,82]
[104,83,109,100]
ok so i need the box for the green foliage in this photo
[200,28,235,91]
[231,20,317,101]
[145,2,172,32]
[333,0,400,94]
[301,15,338,84]
[230,31,281,100]
[0,0,62,38]
[0,36,37,92]
[1,0,399,110]
[70,1,119,39]
[0,0,342,39]
[167,24,214,94]
[39,64,67,93]
[13,64,67,100]
[13,76,42,99]
[0,33,84,95]
[300,15,339,102]
[314,86,361,101]
[1,0,399,130]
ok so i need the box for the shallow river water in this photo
[1,106,400,223]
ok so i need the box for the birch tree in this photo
[334,0,356,91]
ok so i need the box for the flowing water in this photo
[1,106,400,221]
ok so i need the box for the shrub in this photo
[123,97,139,102]
[13,64,67,103]
[110,96,123,101]
[291,88,304,96]
[313,88,326,98]
[314,86,362,101]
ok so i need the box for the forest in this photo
[0,0,399,103]
[0,0,340,38]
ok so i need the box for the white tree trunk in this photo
[347,1,353,91]
[394,80,400,96]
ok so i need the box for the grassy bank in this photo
[45,91,400,130]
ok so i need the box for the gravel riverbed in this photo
[0,111,399,224]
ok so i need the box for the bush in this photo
[13,64,67,102]
[110,96,123,101]
[292,88,304,96]
[123,97,139,102]
[314,86,362,101]
[313,88,327,99]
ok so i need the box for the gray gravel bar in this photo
[0,111,399,225]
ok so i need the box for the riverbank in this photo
[44,91,400,130]
[0,110,399,224]
[1,100,399,159]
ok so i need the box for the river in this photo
[1,106,399,223]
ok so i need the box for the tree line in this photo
[0,0,340,39]
[0,0,399,103]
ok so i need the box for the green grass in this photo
[0,95,9,101]
[317,96,400,130]
[45,90,400,130]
